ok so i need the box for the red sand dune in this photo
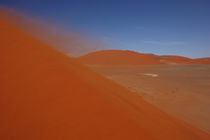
[159,56,210,65]
[1,13,210,140]
[78,50,210,65]
[194,57,210,64]
[78,50,164,65]
[158,55,196,64]
[196,57,210,61]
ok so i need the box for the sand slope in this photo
[78,50,210,65]
[0,13,210,140]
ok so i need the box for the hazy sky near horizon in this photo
[1,0,210,58]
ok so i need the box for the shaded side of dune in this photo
[0,13,210,140]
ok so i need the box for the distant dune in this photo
[194,57,210,64]
[78,50,210,65]
[78,50,163,65]
[158,55,196,64]
[1,11,210,140]
[196,57,210,61]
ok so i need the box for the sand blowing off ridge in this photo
[0,11,210,140]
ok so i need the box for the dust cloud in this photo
[0,7,104,57]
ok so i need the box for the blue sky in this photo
[1,0,210,58]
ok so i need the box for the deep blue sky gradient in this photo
[1,0,210,58]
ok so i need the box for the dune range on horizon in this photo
[1,11,210,140]
[78,50,210,66]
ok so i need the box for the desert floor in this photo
[90,64,210,133]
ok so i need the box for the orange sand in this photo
[78,50,210,65]
[0,12,210,140]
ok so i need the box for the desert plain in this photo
[90,64,210,133]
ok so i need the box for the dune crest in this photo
[0,12,210,140]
